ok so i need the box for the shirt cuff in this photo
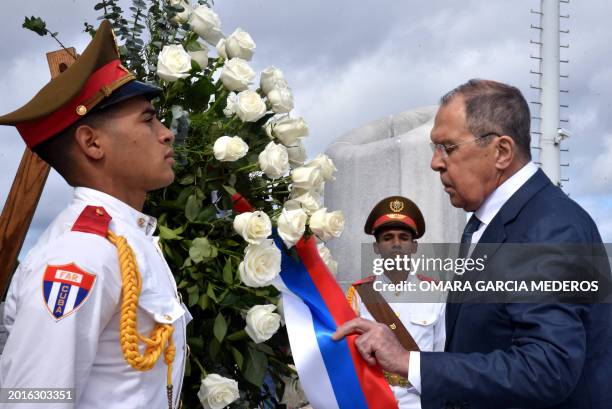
[407,351,421,394]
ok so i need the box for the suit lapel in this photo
[445,169,552,350]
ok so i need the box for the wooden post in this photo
[0,48,77,297]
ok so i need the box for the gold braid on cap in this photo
[107,230,175,409]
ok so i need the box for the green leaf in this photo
[179,174,195,185]
[206,283,218,303]
[231,347,244,369]
[222,258,233,284]
[198,293,209,310]
[159,225,182,240]
[185,194,202,222]
[184,77,215,111]
[184,38,204,52]
[227,329,247,341]
[188,290,199,307]
[209,338,220,359]
[23,16,49,36]
[222,185,237,196]
[189,237,217,263]
[196,205,217,223]
[243,347,268,387]
[213,313,227,342]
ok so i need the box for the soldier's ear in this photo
[373,242,381,255]
[73,124,105,161]
[411,240,418,254]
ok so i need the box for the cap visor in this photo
[96,80,162,110]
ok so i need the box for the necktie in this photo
[458,214,481,258]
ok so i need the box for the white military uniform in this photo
[1,187,191,409]
[349,273,445,409]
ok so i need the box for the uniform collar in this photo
[73,187,158,236]
[474,162,538,227]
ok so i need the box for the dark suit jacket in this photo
[420,169,612,409]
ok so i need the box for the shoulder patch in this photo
[71,205,112,237]
[352,275,376,286]
[42,263,97,320]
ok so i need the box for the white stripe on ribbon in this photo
[275,277,340,409]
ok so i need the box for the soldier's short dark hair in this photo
[33,107,116,186]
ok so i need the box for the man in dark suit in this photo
[334,79,612,408]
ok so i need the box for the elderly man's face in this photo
[430,96,499,212]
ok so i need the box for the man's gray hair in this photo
[441,79,532,161]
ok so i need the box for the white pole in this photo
[539,0,561,185]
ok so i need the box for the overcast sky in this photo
[1,0,611,257]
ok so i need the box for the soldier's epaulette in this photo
[71,205,112,238]
[352,275,376,287]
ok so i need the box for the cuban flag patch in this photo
[42,263,96,320]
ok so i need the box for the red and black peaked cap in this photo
[0,20,161,148]
[364,195,426,239]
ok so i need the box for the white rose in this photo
[277,208,308,248]
[189,5,223,45]
[309,153,337,181]
[168,0,192,23]
[260,66,288,95]
[267,86,294,113]
[197,374,239,409]
[266,117,308,146]
[213,135,249,162]
[258,141,289,179]
[216,38,228,60]
[223,92,237,117]
[239,239,282,287]
[233,211,271,245]
[220,58,255,91]
[234,90,267,122]
[244,304,282,343]
[286,140,307,167]
[309,208,345,241]
[188,47,209,69]
[285,191,321,215]
[292,164,323,191]
[156,44,191,82]
[317,243,338,276]
[225,28,256,61]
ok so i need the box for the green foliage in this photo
[92,1,294,407]
[22,16,48,36]
[24,3,300,406]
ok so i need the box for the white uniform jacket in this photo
[348,273,446,409]
[1,187,191,409]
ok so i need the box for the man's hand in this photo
[332,317,410,377]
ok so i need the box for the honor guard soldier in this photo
[346,196,445,409]
[0,21,191,408]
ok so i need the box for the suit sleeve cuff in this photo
[407,351,421,394]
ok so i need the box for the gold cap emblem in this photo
[389,199,404,213]
[76,105,88,116]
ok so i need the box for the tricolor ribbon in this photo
[272,234,398,409]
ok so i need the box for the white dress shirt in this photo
[407,162,539,393]
[1,187,192,408]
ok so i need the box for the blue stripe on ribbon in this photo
[274,236,369,409]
